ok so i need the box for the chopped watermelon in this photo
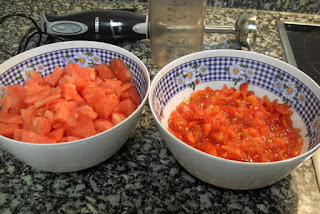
[94,118,114,132]
[20,129,57,144]
[95,62,116,80]
[44,65,64,86]
[5,85,26,113]
[0,122,20,138]
[94,94,119,119]
[110,58,133,82]
[111,112,126,125]
[0,59,141,144]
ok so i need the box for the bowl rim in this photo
[0,40,151,146]
[149,49,320,166]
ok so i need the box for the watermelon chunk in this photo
[94,94,119,119]
[114,98,137,117]
[44,65,64,86]
[24,71,44,86]
[48,127,65,142]
[95,62,116,80]
[61,82,84,102]
[30,116,52,136]
[0,122,20,138]
[20,129,57,144]
[110,58,133,82]
[77,105,98,120]
[0,112,23,124]
[0,94,13,113]
[81,87,106,106]
[5,85,26,113]
[94,118,114,132]
[67,114,97,138]
[111,112,126,125]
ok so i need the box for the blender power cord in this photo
[0,13,66,56]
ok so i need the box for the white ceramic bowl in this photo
[0,41,150,172]
[149,49,320,190]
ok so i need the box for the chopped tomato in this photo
[168,82,303,162]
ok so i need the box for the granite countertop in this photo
[1,1,320,213]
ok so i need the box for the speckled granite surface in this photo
[0,1,320,214]
[75,0,320,14]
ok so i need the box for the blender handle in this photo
[40,10,148,43]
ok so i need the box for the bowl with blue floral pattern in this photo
[149,49,320,190]
[0,41,150,172]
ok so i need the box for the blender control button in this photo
[133,25,140,31]
[52,23,82,34]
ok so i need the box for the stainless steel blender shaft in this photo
[205,12,257,50]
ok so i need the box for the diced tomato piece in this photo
[94,94,119,119]
[20,129,57,144]
[193,109,206,120]
[0,122,20,138]
[170,111,188,134]
[202,123,212,138]
[44,65,64,86]
[239,81,249,98]
[221,85,235,96]
[203,143,217,156]
[94,118,114,132]
[221,145,242,158]
[275,103,293,115]
[111,112,126,125]
[177,102,193,120]
[186,132,196,146]
[110,58,133,82]
[95,63,116,80]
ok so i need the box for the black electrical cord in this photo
[0,13,67,56]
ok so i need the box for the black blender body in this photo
[40,9,148,43]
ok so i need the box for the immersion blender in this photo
[40,7,257,68]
